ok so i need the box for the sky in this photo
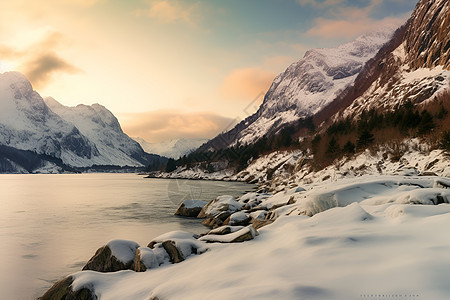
[0,0,416,142]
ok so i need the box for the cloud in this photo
[220,67,275,101]
[119,110,237,143]
[305,0,409,39]
[0,31,80,88]
[135,0,200,25]
[23,52,80,88]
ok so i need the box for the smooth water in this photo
[0,174,253,299]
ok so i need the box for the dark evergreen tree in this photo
[357,130,374,149]
[343,141,355,154]
[326,137,340,156]
[165,158,177,172]
[440,131,450,153]
[417,110,434,135]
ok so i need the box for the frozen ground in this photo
[68,174,450,299]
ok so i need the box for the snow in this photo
[106,240,140,264]
[137,247,161,269]
[70,174,450,299]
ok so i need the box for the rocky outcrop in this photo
[38,276,96,300]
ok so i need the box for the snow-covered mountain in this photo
[133,137,207,159]
[198,28,395,152]
[44,97,151,167]
[0,72,161,172]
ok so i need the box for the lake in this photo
[0,174,254,299]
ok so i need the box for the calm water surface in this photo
[0,174,253,299]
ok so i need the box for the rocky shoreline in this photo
[39,172,450,299]
[40,191,273,299]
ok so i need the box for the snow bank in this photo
[71,192,450,299]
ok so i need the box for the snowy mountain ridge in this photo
[198,28,396,151]
[133,137,208,159]
[0,72,160,172]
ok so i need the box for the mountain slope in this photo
[197,28,395,152]
[133,137,208,159]
[45,97,151,167]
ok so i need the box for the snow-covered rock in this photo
[147,231,207,263]
[199,225,258,243]
[225,211,251,226]
[198,195,242,219]
[174,199,208,217]
[82,239,140,272]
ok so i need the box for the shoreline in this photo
[40,173,450,299]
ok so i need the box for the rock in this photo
[197,195,242,219]
[252,219,273,230]
[133,248,147,272]
[287,196,296,205]
[205,225,244,236]
[224,211,250,226]
[39,276,96,300]
[82,240,139,272]
[162,241,184,263]
[202,211,231,228]
[199,225,258,243]
[174,199,208,217]
[420,171,438,176]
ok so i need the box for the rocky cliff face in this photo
[405,0,450,70]
[319,0,450,122]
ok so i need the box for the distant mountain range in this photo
[133,137,208,159]
[0,72,164,173]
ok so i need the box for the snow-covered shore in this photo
[42,171,450,299]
